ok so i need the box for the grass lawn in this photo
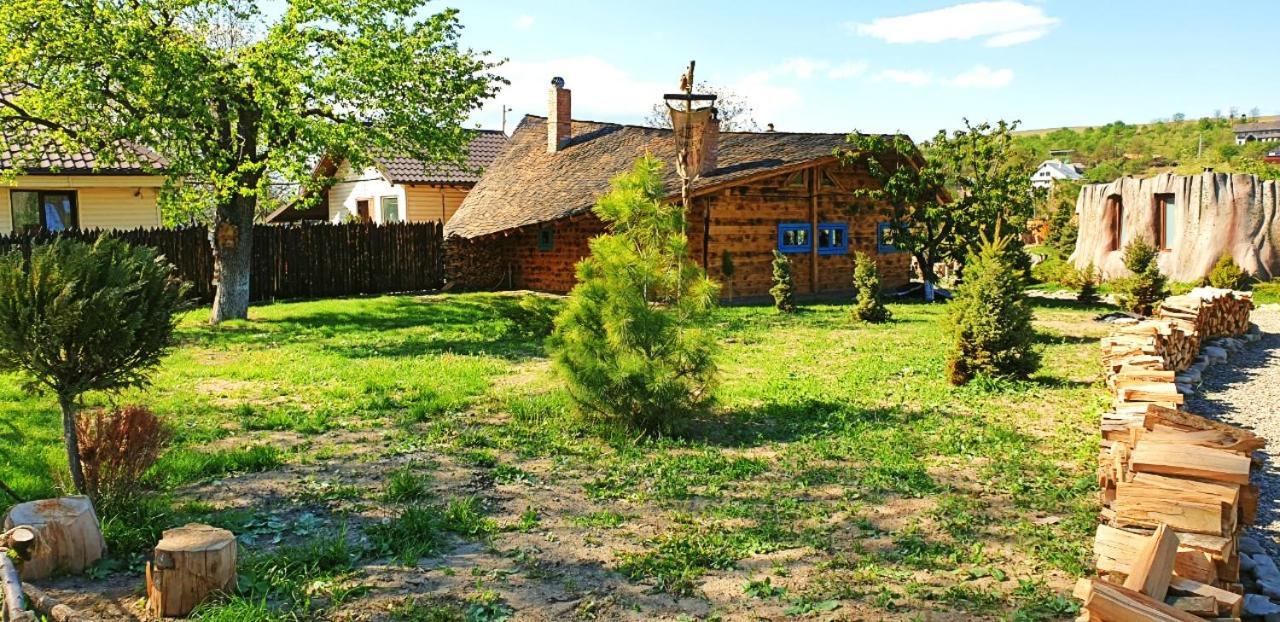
[0,292,1111,621]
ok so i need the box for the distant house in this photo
[1,135,169,235]
[266,130,507,225]
[443,78,915,297]
[1266,149,1280,164]
[1234,120,1280,145]
[1030,159,1084,189]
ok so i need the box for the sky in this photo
[439,0,1280,140]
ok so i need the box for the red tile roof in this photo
[1,130,168,175]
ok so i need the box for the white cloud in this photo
[775,58,828,79]
[874,69,934,87]
[851,1,1058,46]
[944,65,1014,88]
[827,61,870,80]
[513,15,534,30]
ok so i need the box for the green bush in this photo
[1077,263,1100,304]
[720,250,736,301]
[851,252,890,323]
[1207,253,1246,290]
[1044,185,1080,255]
[945,232,1040,385]
[1114,239,1167,316]
[769,251,796,313]
[1030,256,1076,287]
[0,237,187,493]
[547,156,719,434]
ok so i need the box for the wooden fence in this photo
[0,221,444,302]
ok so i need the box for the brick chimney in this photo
[547,77,571,153]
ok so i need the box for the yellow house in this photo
[1,140,168,234]
[266,130,507,225]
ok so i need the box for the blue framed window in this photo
[777,223,812,253]
[817,223,848,256]
[877,222,901,254]
[538,228,554,251]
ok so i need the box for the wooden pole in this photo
[0,549,29,622]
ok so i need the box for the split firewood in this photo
[1167,576,1244,617]
[1122,523,1180,600]
[1077,578,1203,621]
[1128,443,1251,486]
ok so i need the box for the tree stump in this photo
[2,496,105,580]
[146,524,237,618]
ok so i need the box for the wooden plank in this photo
[1129,443,1252,485]
[1079,579,1203,622]
[1114,480,1226,535]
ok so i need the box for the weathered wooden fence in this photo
[0,221,444,302]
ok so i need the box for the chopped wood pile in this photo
[1085,289,1266,621]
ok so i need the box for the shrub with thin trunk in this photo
[547,156,719,435]
[1114,239,1167,316]
[770,251,796,313]
[1078,262,1100,304]
[1207,253,1246,290]
[945,232,1040,385]
[851,252,891,323]
[0,237,187,494]
[76,405,172,509]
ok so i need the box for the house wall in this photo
[458,163,911,297]
[0,175,164,234]
[405,185,469,223]
[328,161,470,224]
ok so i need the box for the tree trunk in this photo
[58,395,86,495]
[210,194,256,324]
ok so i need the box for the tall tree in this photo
[0,0,501,323]
[837,120,1042,286]
[644,81,759,131]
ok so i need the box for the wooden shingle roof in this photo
[445,115,870,239]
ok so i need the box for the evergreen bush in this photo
[1207,253,1246,290]
[0,237,187,493]
[945,232,1040,385]
[851,252,891,323]
[547,156,719,435]
[769,251,796,313]
[1114,239,1167,316]
[720,250,736,302]
[1078,262,1100,304]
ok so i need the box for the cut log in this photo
[1123,523,1179,600]
[1114,480,1230,535]
[19,582,90,622]
[1164,595,1218,616]
[1093,525,1218,584]
[146,524,237,618]
[1167,576,1243,617]
[2,497,105,581]
[1128,443,1252,485]
[1078,578,1203,621]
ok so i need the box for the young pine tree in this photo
[1077,262,1101,304]
[1207,253,1246,290]
[720,250,736,302]
[1115,239,1167,316]
[547,156,719,435]
[851,252,891,323]
[770,251,796,312]
[945,232,1040,386]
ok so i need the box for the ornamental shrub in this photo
[1115,238,1167,316]
[769,251,796,313]
[1207,253,1246,290]
[1078,262,1100,304]
[547,156,719,434]
[720,250,736,302]
[945,232,1040,385]
[76,405,172,510]
[0,237,187,493]
[851,252,891,323]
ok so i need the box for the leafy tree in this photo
[1114,239,1167,316]
[851,252,890,323]
[1078,262,1100,304]
[769,251,796,312]
[0,238,187,493]
[1207,253,1246,290]
[0,0,500,323]
[945,231,1039,385]
[644,81,759,131]
[547,156,719,435]
[838,120,1042,287]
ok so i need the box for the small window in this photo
[538,228,554,251]
[380,196,401,223]
[1156,194,1176,250]
[777,223,811,253]
[817,223,848,255]
[820,171,841,191]
[1105,195,1124,252]
[10,190,77,232]
[877,222,901,254]
[785,171,807,188]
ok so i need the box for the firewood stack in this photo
[1085,290,1266,621]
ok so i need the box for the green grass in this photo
[0,292,1110,619]
[1254,281,1280,305]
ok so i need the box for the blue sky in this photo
[443,0,1279,139]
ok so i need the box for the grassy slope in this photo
[0,293,1110,620]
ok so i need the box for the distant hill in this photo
[1012,116,1280,182]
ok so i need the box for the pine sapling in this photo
[1078,262,1100,304]
[945,231,1040,385]
[770,251,796,313]
[721,250,736,302]
[851,252,891,323]
[1207,253,1246,290]
[1115,239,1167,316]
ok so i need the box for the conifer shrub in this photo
[769,251,796,313]
[0,237,187,493]
[1077,262,1100,304]
[76,405,172,509]
[547,156,719,434]
[1114,239,1167,316]
[1207,253,1246,290]
[945,232,1040,385]
[851,252,891,323]
[720,250,736,302]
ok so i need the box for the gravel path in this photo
[1185,304,1280,556]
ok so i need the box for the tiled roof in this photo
[0,131,168,175]
[445,115,879,239]
[375,130,508,184]
[1234,121,1280,133]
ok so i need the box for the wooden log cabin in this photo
[444,78,914,298]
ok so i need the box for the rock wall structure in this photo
[1070,172,1280,282]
